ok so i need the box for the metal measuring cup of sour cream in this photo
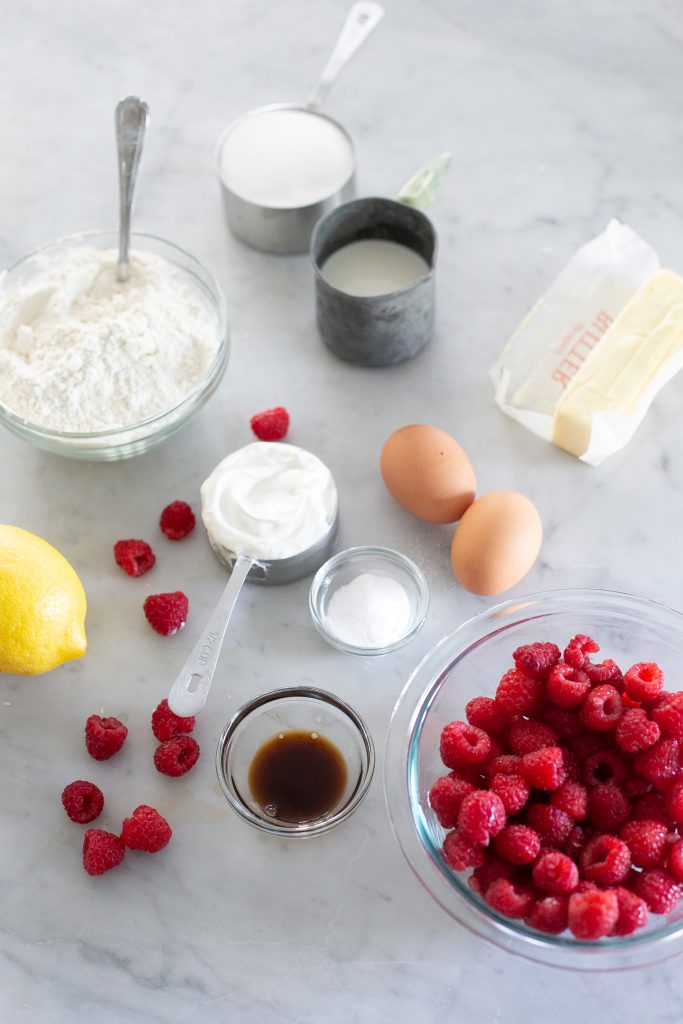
[214,2,384,255]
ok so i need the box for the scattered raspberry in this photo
[495,668,543,718]
[490,772,530,815]
[546,662,591,709]
[612,887,649,936]
[154,735,200,777]
[442,829,486,872]
[624,662,664,703]
[512,642,561,679]
[632,792,671,826]
[82,829,125,876]
[120,805,172,853]
[484,754,521,783]
[508,718,557,756]
[568,889,619,940]
[61,780,104,824]
[579,834,631,886]
[582,749,626,790]
[533,850,579,895]
[159,501,196,541]
[635,738,680,788]
[541,704,581,741]
[429,774,475,829]
[143,591,189,636]
[151,698,196,742]
[526,803,573,847]
[634,868,682,914]
[465,696,509,735]
[519,746,566,790]
[113,539,156,577]
[85,715,128,761]
[439,721,492,769]
[457,790,506,846]
[667,838,683,883]
[493,824,541,865]
[579,684,623,732]
[564,634,599,670]
[620,820,669,868]
[585,658,623,687]
[551,781,588,821]
[615,708,661,754]
[250,406,290,441]
[485,878,534,919]
[651,692,683,740]
[525,895,569,934]
[588,784,631,833]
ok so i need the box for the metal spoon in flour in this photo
[115,96,149,282]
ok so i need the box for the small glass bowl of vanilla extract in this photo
[215,687,375,837]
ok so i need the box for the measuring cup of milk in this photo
[215,2,384,255]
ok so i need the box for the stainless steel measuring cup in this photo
[214,2,384,255]
[167,512,338,718]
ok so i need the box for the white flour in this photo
[0,247,220,432]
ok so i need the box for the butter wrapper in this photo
[490,220,661,464]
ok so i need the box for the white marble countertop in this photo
[2,0,683,1020]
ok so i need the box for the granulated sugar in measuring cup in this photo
[215,2,384,254]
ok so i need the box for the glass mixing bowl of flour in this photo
[0,231,229,460]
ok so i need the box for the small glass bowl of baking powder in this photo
[309,546,429,656]
[0,230,228,460]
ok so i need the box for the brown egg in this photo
[380,424,476,523]
[450,491,542,596]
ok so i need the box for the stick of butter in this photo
[552,269,683,461]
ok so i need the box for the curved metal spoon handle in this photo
[167,554,254,717]
[115,96,149,281]
[307,2,384,108]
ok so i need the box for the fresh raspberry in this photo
[520,747,566,790]
[429,774,475,829]
[82,829,125,876]
[468,851,518,894]
[651,692,683,740]
[612,887,649,936]
[634,738,680,788]
[634,868,682,914]
[564,634,600,670]
[85,715,128,761]
[484,878,534,919]
[666,778,683,823]
[151,698,196,742]
[551,781,588,821]
[448,765,485,788]
[615,708,661,754]
[582,749,626,790]
[508,718,558,756]
[484,754,521,783]
[154,735,200,777]
[588,784,631,833]
[579,685,623,732]
[579,834,631,885]
[585,658,623,687]
[61,780,104,824]
[623,777,652,799]
[624,662,664,703]
[541,704,581,741]
[457,790,507,846]
[465,696,509,735]
[490,772,530,815]
[632,792,671,825]
[621,692,643,710]
[560,747,581,783]
[526,803,573,847]
[564,824,590,860]
[644,690,674,714]
[120,805,172,853]
[667,838,683,883]
[568,889,619,940]
[159,501,196,541]
[525,895,569,934]
[567,730,606,763]
[493,824,541,865]
[620,820,669,868]
[143,591,189,636]
[546,663,591,709]
[512,642,561,679]
[439,721,492,769]
[575,879,599,894]
[485,735,505,763]
[250,406,290,441]
[495,669,543,718]
[442,829,486,872]
[533,850,579,895]
[113,539,156,577]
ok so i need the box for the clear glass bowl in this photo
[309,546,429,655]
[0,231,229,460]
[216,686,375,837]
[384,588,683,970]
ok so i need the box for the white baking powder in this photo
[0,247,219,432]
[325,573,411,649]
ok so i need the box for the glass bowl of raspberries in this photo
[384,588,683,969]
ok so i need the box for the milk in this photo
[321,239,431,297]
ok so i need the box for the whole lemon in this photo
[0,524,87,675]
